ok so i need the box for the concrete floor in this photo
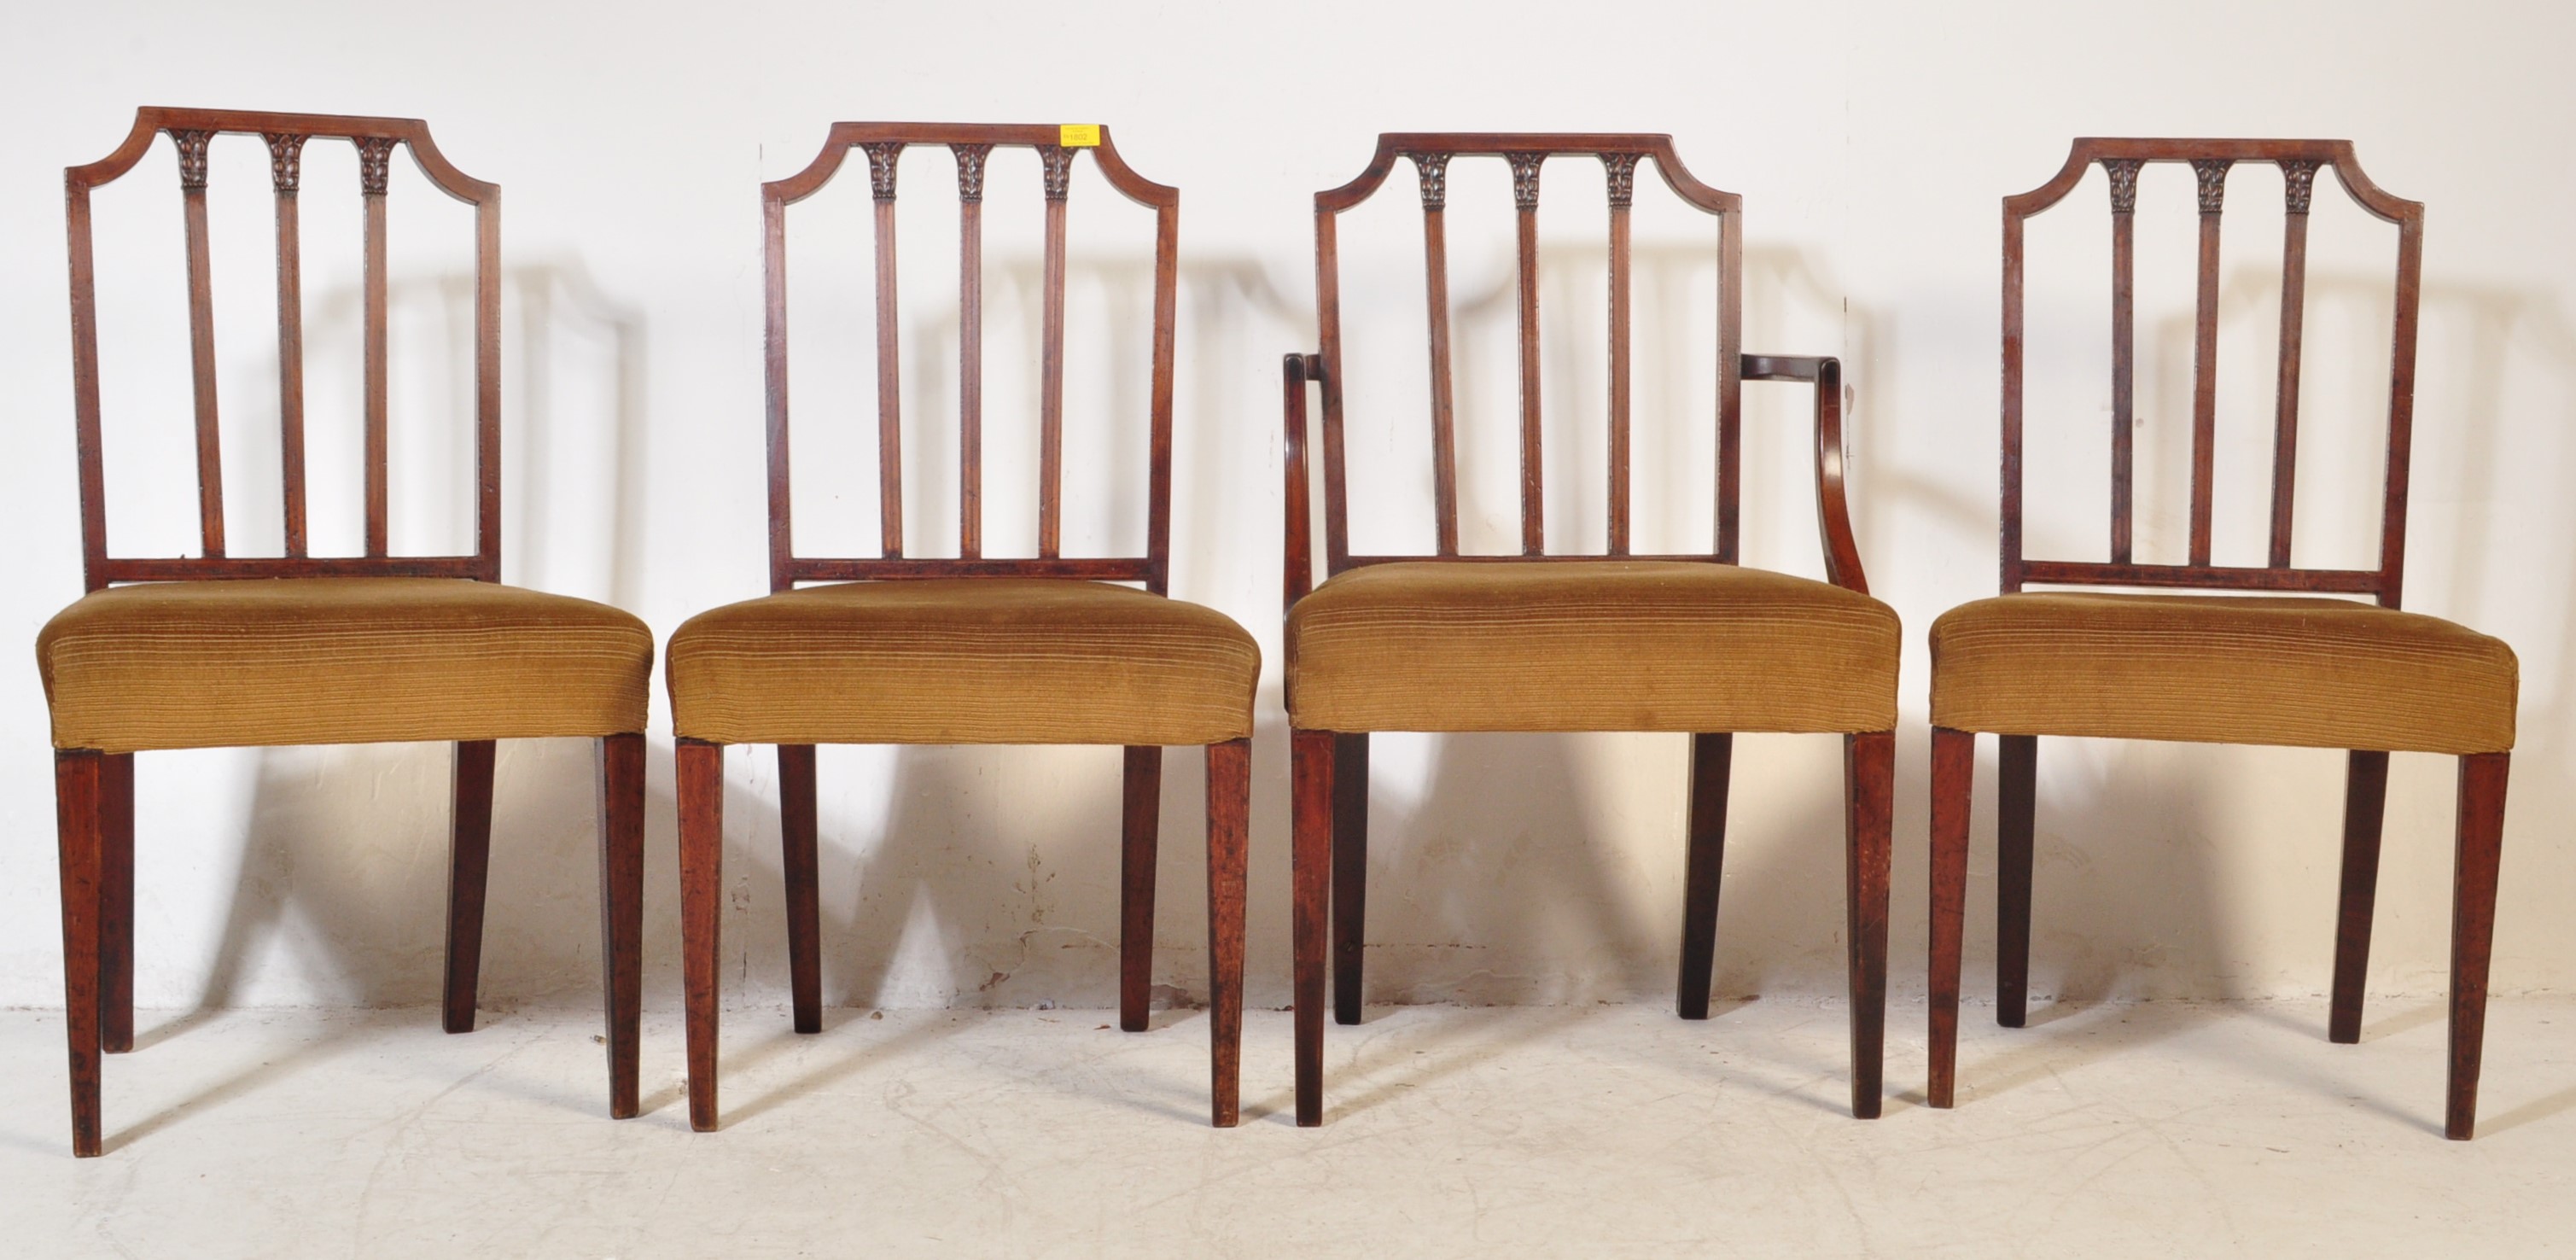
[2,998,2571,1257]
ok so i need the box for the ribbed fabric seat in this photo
[1930,591,2516,754]
[1285,560,1900,734]
[667,578,1260,747]
[38,577,654,754]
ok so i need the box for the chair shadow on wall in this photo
[136,260,660,1140]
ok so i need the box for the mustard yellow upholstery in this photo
[667,579,1259,746]
[37,578,654,754]
[1929,592,2516,754]
[1285,560,1899,734]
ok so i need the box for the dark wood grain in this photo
[2270,162,2318,568]
[2106,158,2139,564]
[1120,745,1163,1033]
[677,738,725,1133]
[1926,727,1975,1110]
[2187,159,2229,568]
[1038,145,1070,560]
[175,129,225,558]
[1676,732,1732,1020]
[98,753,134,1055]
[2447,751,2509,1140]
[1203,738,1250,1128]
[867,143,906,559]
[1413,152,1460,555]
[1606,152,1637,556]
[1331,732,1369,1025]
[1845,731,1893,1120]
[1995,733,2036,1027]
[361,147,390,558]
[778,743,822,1035]
[266,132,310,558]
[55,749,105,1157]
[2329,749,2389,1045]
[1283,353,1316,607]
[1291,727,1334,1127]
[597,732,644,1119]
[441,739,496,1035]
[955,144,989,560]
[1511,151,1546,554]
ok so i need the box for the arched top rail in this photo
[2005,137,2419,226]
[1314,131,1739,215]
[67,106,497,205]
[763,122,1175,211]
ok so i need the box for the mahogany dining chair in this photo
[664,123,1257,1132]
[39,108,653,1157]
[1279,132,1900,1126]
[1925,138,2518,1139]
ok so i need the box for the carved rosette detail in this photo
[355,137,398,196]
[2280,159,2321,215]
[170,128,213,192]
[1600,152,1640,209]
[2101,158,2143,214]
[1506,152,1544,210]
[2191,158,2233,214]
[263,133,308,194]
[861,142,903,202]
[1409,152,1451,210]
[1039,145,1076,202]
[952,143,993,203]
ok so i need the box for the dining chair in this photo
[1925,137,2518,1139]
[39,108,653,1158]
[1279,132,1899,1126]
[665,123,1257,1132]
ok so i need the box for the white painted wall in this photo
[1,0,2568,1017]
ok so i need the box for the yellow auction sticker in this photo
[1058,124,1101,148]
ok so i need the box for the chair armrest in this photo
[1741,353,1868,595]
[1282,353,1323,613]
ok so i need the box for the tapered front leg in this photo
[777,744,821,1034]
[676,738,726,1133]
[596,733,644,1119]
[1995,733,2036,1027]
[1676,732,1733,1019]
[1331,733,1368,1025]
[1845,731,1894,1119]
[1121,745,1164,1033]
[56,750,106,1157]
[98,753,135,1054]
[2447,751,2509,1140]
[1926,727,1975,1109]
[1203,738,1250,1127]
[1291,727,1335,1127]
[2330,750,2391,1044]
[442,740,497,1034]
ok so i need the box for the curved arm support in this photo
[1283,353,1320,613]
[1743,353,1866,595]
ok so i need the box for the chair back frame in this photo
[1283,132,1864,610]
[2002,137,2425,607]
[66,107,502,593]
[761,123,1180,595]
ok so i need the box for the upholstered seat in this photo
[667,578,1260,747]
[1285,560,1899,734]
[38,577,654,755]
[1930,592,2516,755]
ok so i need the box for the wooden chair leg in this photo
[2447,750,2509,1140]
[1676,732,1733,1020]
[441,740,497,1034]
[99,752,135,1055]
[596,733,644,1120]
[2329,750,2391,1045]
[1995,733,2037,1027]
[1926,726,1975,1110]
[1203,738,1250,1127]
[56,749,106,1158]
[1330,732,1368,1025]
[777,744,822,1035]
[1291,727,1334,1127]
[1120,745,1163,1033]
[677,738,726,1133]
[1844,731,1893,1119]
